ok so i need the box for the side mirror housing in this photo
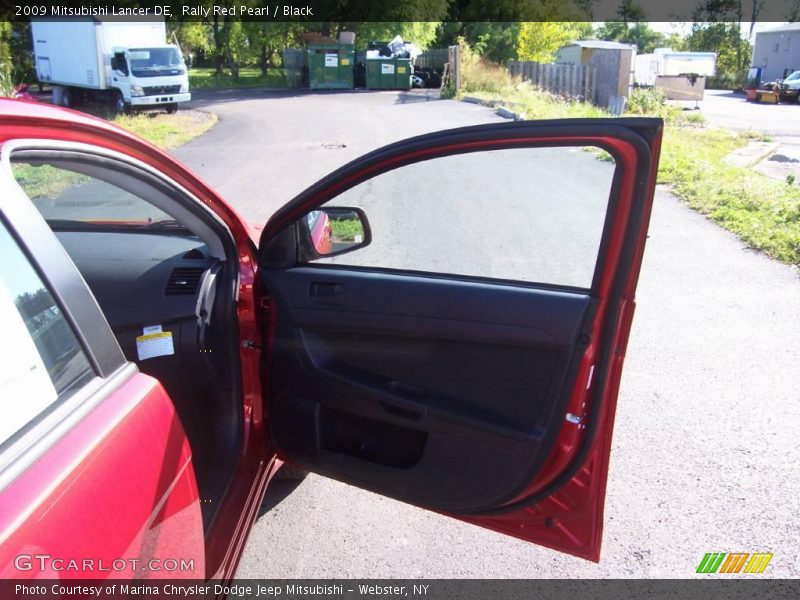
[298,207,371,261]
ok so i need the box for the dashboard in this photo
[55,230,214,330]
[53,230,225,389]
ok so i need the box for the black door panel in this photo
[264,267,593,511]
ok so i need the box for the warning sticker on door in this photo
[325,54,338,67]
[136,326,174,361]
[381,63,395,74]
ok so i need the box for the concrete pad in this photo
[754,143,800,183]
[725,141,779,168]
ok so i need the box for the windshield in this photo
[785,71,800,81]
[129,47,184,76]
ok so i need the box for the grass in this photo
[457,57,800,267]
[112,111,218,150]
[658,127,800,265]
[330,218,364,242]
[12,164,89,200]
[188,67,288,90]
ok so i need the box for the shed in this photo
[752,23,800,82]
[555,40,636,109]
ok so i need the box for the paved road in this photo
[700,89,800,137]
[177,90,800,577]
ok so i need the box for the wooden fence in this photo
[508,61,596,103]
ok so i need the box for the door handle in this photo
[310,282,344,305]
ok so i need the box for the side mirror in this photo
[298,207,371,261]
[110,56,118,70]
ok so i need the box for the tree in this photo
[688,22,751,84]
[0,21,35,93]
[596,21,666,53]
[595,22,628,42]
[347,22,441,49]
[323,0,448,44]
[615,0,645,24]
[690,0,748,78]
[517,22,591,62]
[789,0,800,21]
[0,22,13,96]
[169,22,211,66]
[244,23,305,75]
[664,32,688,51]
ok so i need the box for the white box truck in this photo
[31,19,190,113]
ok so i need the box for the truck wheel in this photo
[61,87,73,108]
[113,91,129,114]
[52,85,64,107]
[165,103,178,114]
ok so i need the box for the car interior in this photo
[10,149,242,531]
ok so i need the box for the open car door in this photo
[258,119,662,561]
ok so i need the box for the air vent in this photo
[182,248,205,260]
[165,267,204,295]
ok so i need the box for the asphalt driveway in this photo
[176,89,800,578]
[700,89,800,137]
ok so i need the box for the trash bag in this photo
[388,35,405,56]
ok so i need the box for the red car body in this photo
[307,210,333,255]
[0,98,662,579]
[0,100,270,580]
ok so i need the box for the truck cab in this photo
[110,44,191,113]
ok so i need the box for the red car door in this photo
[0,176,205,579]
[258,118,662,561]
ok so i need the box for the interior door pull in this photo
[310,282,344,305]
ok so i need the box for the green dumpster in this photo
[365,58,412,90]
[308,43,355,90]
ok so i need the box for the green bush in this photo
[626,87,667,114]
[706,71,748,90]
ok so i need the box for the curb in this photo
[496,106,523,120]
[459,96,525,120]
